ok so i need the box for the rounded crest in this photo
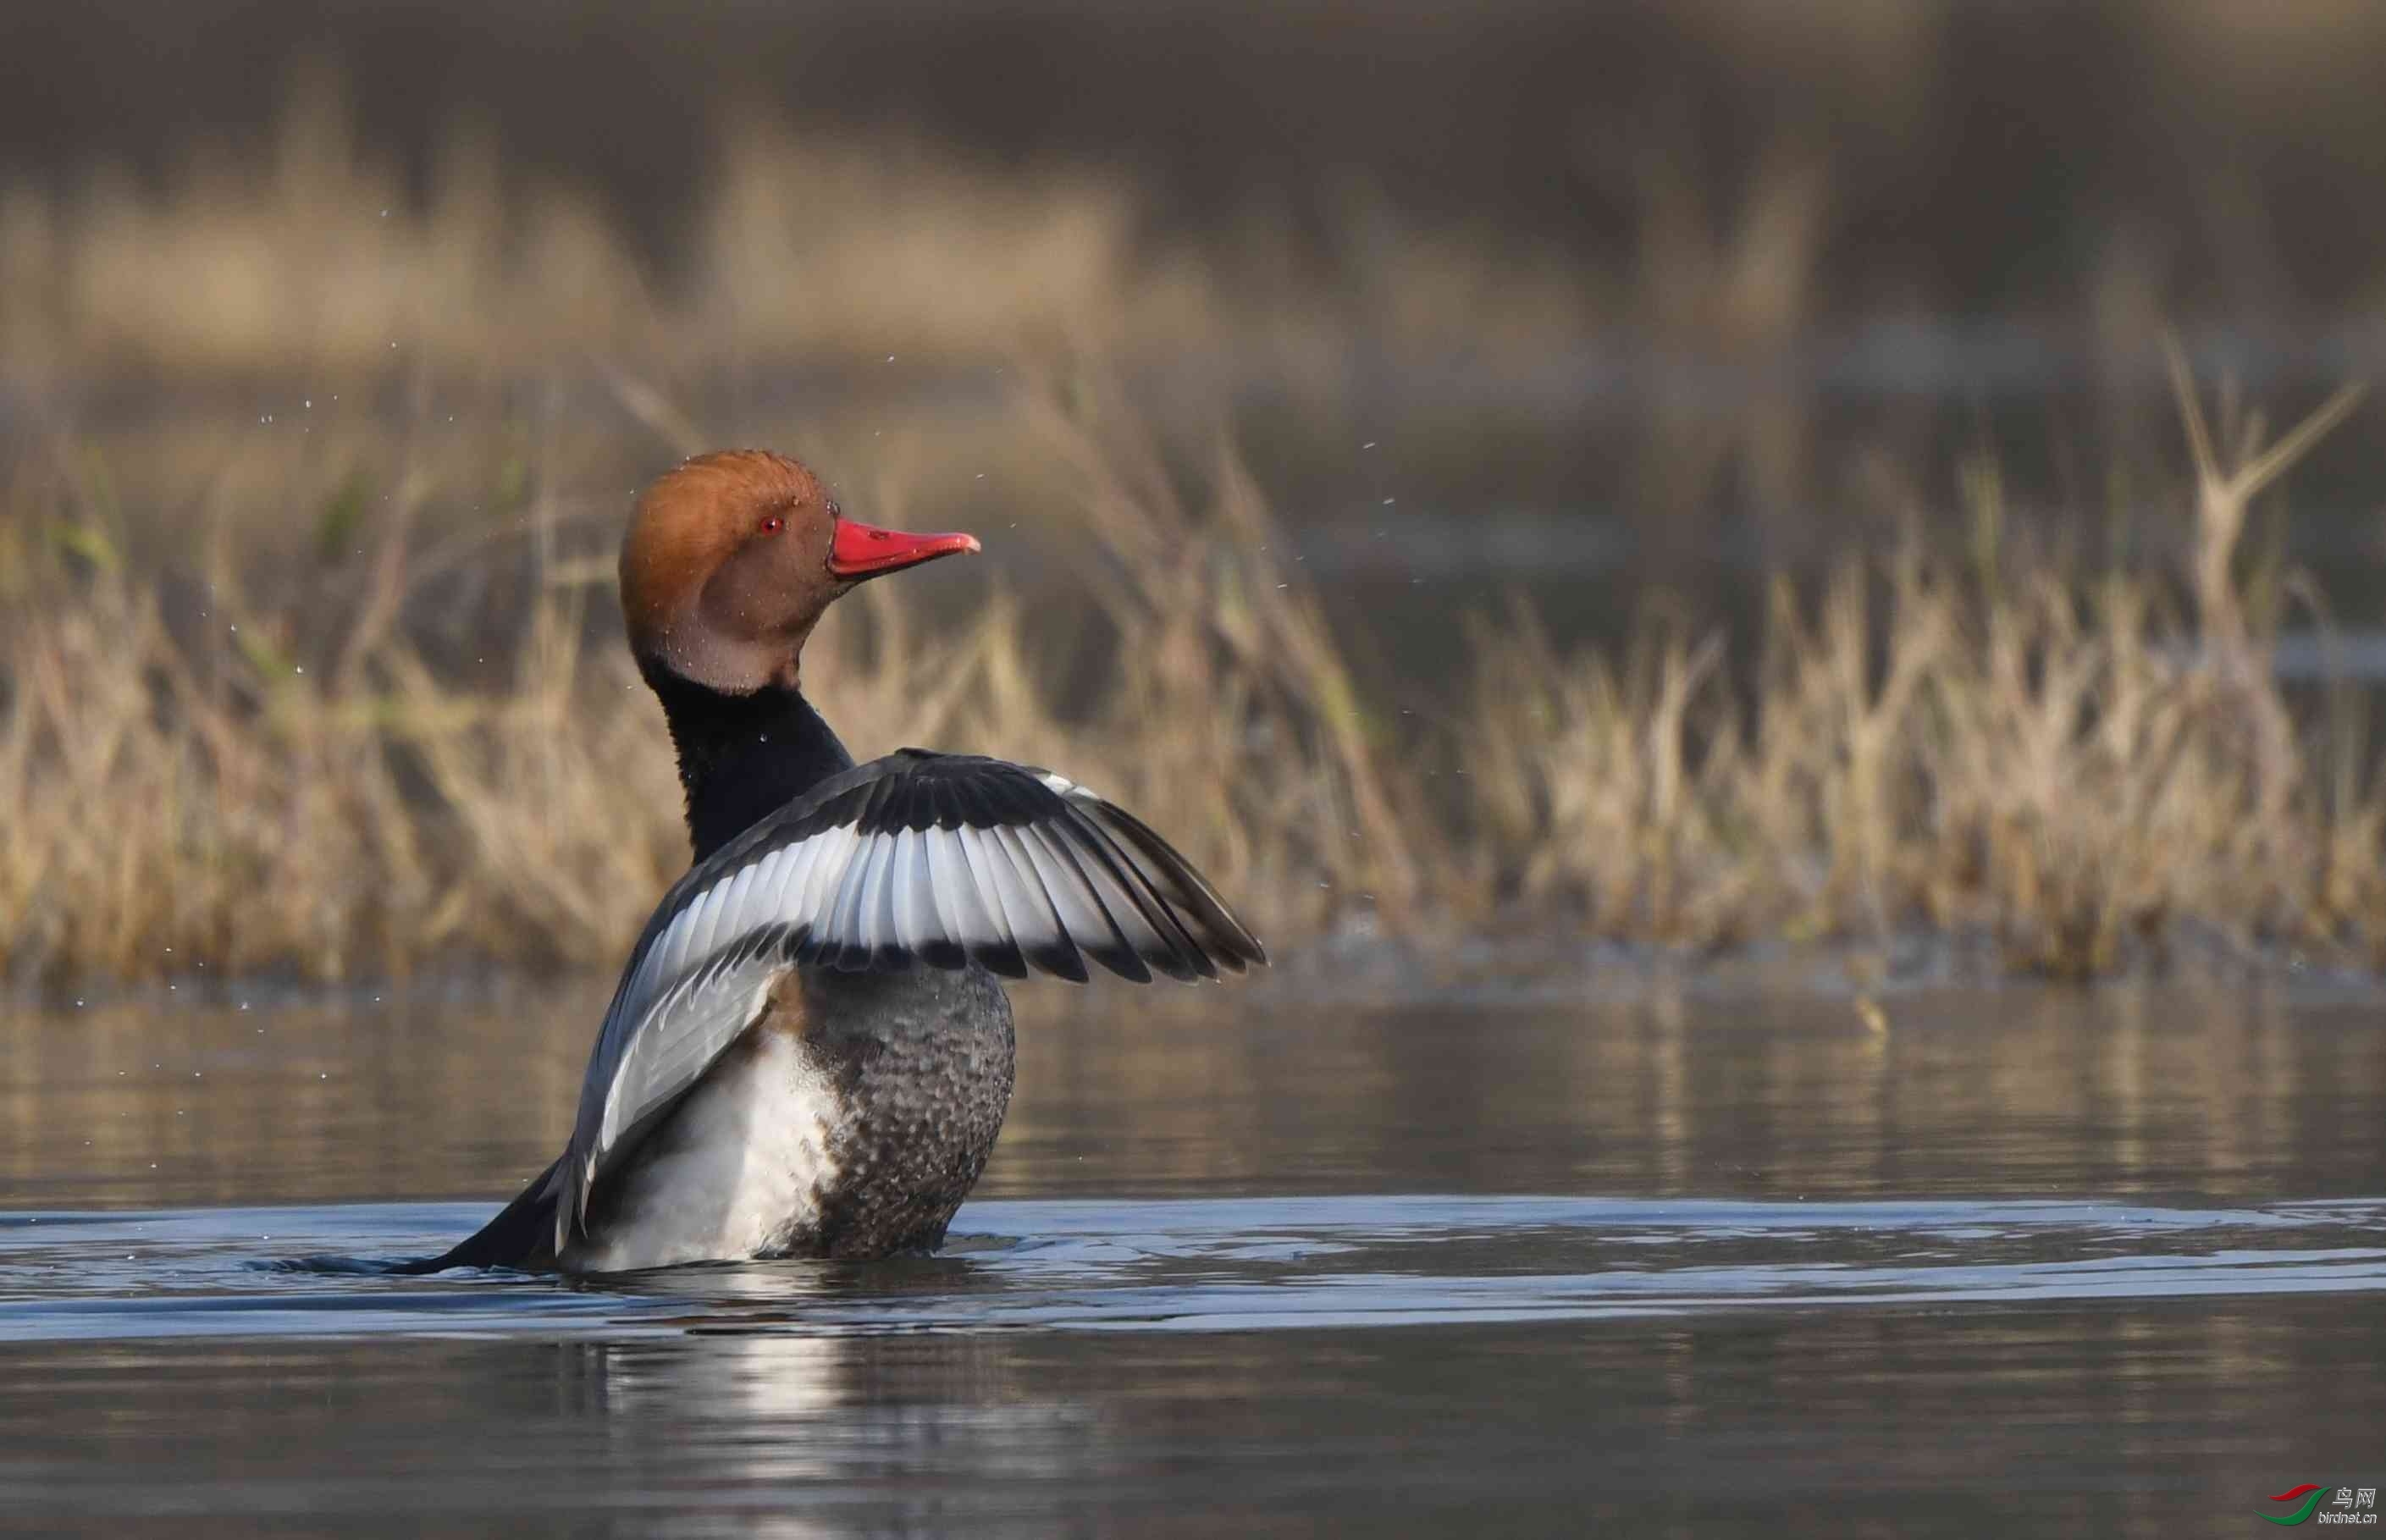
[616,449,978,696]
[618,450,838,693]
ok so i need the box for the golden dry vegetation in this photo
[4,348,2379,987]
[3,73,2384,988]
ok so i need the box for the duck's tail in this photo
[388,1157,564,1273]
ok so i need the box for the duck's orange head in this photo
[618,450,979,693]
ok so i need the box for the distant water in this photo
[3,979,2384,1535]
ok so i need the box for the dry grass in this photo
[1466,360,2383,979]
[0,363,1434,984]
[1,355,2379,988]
[4,75,2384,988]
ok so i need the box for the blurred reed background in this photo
[4,0,2386,986]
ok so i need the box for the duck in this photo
[418,450,1265,1274]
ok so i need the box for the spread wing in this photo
[546,750,1266,1246]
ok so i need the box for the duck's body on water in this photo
[417,451,1262,1274]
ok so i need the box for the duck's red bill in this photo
[828,518,981,577]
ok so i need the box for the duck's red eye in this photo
[759,515,785,535]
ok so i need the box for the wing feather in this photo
[1043,818,1172,980]
[1017,822,1145,980]
[1078,800,1265,971]
[963,823,1064,975]
[947,824,1029,978]
[987,822,1089,981]
[669,871,734,978]
[892,828,964,968]
[921,827,982,963]
[552,749,1264,1246]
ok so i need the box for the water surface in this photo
[3,978,2383,1535]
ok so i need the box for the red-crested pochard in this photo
[421,450,1264,1273]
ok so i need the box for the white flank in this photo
[562,1028,843,1274]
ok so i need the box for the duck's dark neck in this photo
[643,667,854,863]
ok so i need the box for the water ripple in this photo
[3,1195,2382,1344]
